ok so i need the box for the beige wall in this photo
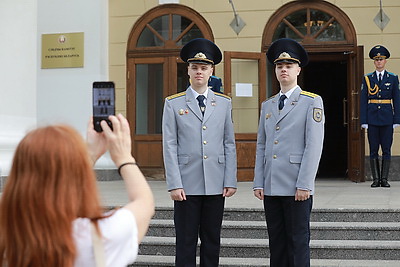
[109,0,400,154]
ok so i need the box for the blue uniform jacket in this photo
[360,71,400,126]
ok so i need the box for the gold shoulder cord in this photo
[365,76,379,96]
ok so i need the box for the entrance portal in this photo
[301,59,348,177]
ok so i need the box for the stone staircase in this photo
[131,207,400,267]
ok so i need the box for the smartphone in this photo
[93,81,115,132]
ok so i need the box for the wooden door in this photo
[126,56,189,174]
[224,51,266,181]
[347,46,365,182]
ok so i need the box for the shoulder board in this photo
[166,92,186,100]
[214,92,231,100]
[387,71,398,77]
[267,94,278,101]
[366,72,374,76]
[300,91,319,99]
[262,94,277,104]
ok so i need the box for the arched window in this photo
[127,4,213,54]
[262,0,356,51]
[273,8,345,42]
[136,14,203,47]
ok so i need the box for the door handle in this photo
[343,98,348,126]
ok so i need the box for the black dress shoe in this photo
[381,179,390,188]
[371,180,380,188]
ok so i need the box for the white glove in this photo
[394,124,400,129]
[361,124,368,129]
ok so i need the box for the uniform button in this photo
[203,141,207,145]
[378,106,381,109]
[274,140,279,144]
[203,155,208,159]
[378,95,381,98]
[276,126,280,130]
[273,155,277,159]
[202,126,207,130]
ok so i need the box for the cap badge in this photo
[279,52,291,59]
[194,52,207,59]
[377,53,381,57]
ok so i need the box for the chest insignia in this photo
[178,109,189,115]
[385,83,391,86]
[266,113,271,119]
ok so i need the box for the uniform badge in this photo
[211,98,216,106]
[313,108,323,122]
[179,109,184,115]
[385,83,391,86]
[266,113,271,119]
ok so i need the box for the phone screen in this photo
[93,81,115,132]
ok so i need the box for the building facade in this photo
[2,0,400,182]
[109,0,400,181]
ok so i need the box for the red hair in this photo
[0,125,104,266]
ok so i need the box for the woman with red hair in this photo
[0,114,154,266]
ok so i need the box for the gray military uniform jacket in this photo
[253,87,324,196]
[162,87,237,195]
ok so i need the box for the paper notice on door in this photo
[235,83,253,97]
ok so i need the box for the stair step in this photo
[148,219,400,240]
[154,207,400,222]
[131,255,400,267]
[138,236,400,260]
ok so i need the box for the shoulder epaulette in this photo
[262,94,277,104]
[300,91,319,99]
[214,92,231,100]
[166,92,186,100]
[366,72,374,76]
[268,94,278,100]
[387,71,398,77]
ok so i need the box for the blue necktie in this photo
[279,94,287,110]
[379,73,382,83]
[197,95,206,115]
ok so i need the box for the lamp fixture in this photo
[228,0,246,35]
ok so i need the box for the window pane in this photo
[137,15,169,47]
[177,62,189,93]
[230,59,260,133]
[272,10,307,41]
[315,20,345,41]
[310,9,345,41]
[172,15,191,40]
[136,64,164,134]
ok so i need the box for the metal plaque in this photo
[41,32,84,69]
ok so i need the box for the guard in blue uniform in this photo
[208,75,223,93]
[360,45,400,187]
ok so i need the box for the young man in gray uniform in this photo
[253,38,325,267]
[162,38,237,267]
